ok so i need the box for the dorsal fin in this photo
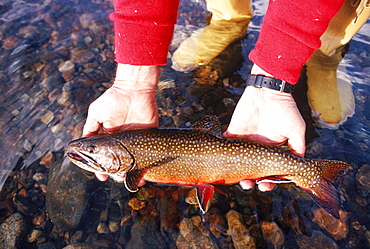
[192,115,223,138]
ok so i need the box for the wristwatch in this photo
[246,74,294,93]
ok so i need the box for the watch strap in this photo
[246,74,294,93]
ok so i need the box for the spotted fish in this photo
[67,116,349,218]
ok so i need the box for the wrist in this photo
[113,64,159,92]
[247,67,294,93]
[251,64,273,77]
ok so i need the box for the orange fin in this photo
[195,184,215,214]
[304,160,349,219]
[124,169,147,193]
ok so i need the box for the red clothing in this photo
[111,0,180,65]
[112,0,345,84]
[249,0,345,84]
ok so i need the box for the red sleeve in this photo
[249,0,345,84]
[111,0,180,65]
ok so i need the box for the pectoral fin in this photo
[195,184,215,214]
[124,169,147,193]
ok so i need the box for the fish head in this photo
[67,136,134,175]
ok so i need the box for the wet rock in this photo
[135,185,157,201]
[260,221,284,247]
[365,230,370,246]
[33,172,47,183]
[27,229,44,243]
[59,60,76,82]
[204,209,228,239]
[352,220,366,231]
[70,48,96,65]
[296,230,339,249]
[2,36,20,50]
[126,219,167,249]
[32,209,46,226]
[40,110,54,125]
[311,208,348,240]
[176,216,218,249]
[38,241,57,249]
[97,222,110,234]
[46,158,91,231]
[71,231,84,244]
[356,164,370,189]
[226,209,256,249]
[108,221,120,233]
[0,212,26,248]
[79,13,102,34]
[127,197,146,211]
[62,244,94,249]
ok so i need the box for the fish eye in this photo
[86,144,97,153]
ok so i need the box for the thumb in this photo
[82,116,101,137]
[287,134,306,157]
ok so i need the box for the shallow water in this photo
[0,0,370,248]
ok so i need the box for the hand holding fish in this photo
[83,64,159,137]
[83,64,160,181]
[68,115,348,218]
[224,84,306,191]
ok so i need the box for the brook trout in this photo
[67,116,349,218]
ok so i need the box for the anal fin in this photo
[304,180,342,219]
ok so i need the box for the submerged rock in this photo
[260,221,284,247]
[312,208,348,241]
[46,158,91,231]
[0,212,26,248]
[296,230,339,249]
[226,209,256,249]
[177,216,219,249]
[356,164,370,189]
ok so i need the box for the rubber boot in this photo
[306,0,369,129]
[172,0,252,72]
[320,0,370,55]
[306,45,354,129]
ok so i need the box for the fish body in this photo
[67,116,349,218]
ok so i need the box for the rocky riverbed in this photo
[1,0,370,248]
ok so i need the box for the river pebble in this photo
[226,209,256,249]
[312,208,348,241]
[0,212,26,248]
[356,164,370,189]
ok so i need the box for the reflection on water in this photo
[0,0,369,248]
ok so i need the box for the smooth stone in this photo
[0,213,26,248]
[356,164,370,189]
[46,158,91,231]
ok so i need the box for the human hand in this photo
[82,64,160,181]
[224,84,306,192]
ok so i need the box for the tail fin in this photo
[304,160,349,219]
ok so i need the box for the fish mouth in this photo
[67,150,105,174]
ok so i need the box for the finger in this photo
[239,180,255,190]
[95,173,109,181]
[287,133,306,157]
[83,116,101,137]
[138,179,146,187]
[257,182,276,192]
